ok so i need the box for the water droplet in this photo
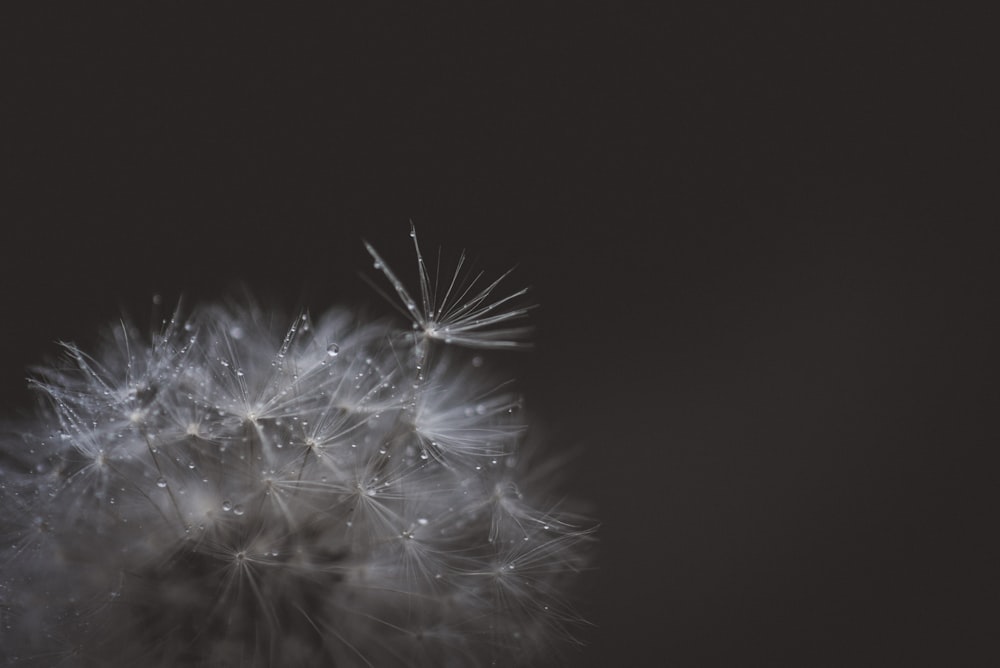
[373,260,382,269]
[419,450,429,460]
[233,504,245,516]
[156,477,167,488]
[417,517,428,525]
[229,326,244,340]
[152,294,162,305]
[220,359,230,367]
[475,403,486,415]
[471,355,484,367]
[326,343,340,357]
[222,500,233,512]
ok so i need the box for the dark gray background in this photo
[2,5,995,666]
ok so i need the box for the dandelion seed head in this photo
[0,227,594,667]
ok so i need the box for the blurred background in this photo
[2,5,995,666]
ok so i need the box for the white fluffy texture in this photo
[0,243,593,667]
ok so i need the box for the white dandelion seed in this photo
[365,222,535,350]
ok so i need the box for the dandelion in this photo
[0,228,594,667]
